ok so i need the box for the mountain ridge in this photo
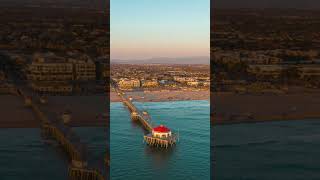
[111,56,210,65]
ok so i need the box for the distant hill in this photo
[111,56,210,65]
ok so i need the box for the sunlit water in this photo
[213,120,320,180]
[111,100,210,180]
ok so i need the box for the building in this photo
[73,59,96,81]
[248,65,284,79]
[118,78,140,89]
[174,76,187,83]
[27,52,97,94]
[203,81,210,87]
[142,80,159,88]
[152,125,172,139]
[174,76,197,84]
[30,82,73,94]
[187,81,199,86]
[143,124,177,148]
[300,65,320,79]
[27,53,74,81]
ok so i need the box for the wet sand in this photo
[213,92,320,125]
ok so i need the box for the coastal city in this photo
[212,9,320,123]
[212,9,320,91]
[1,51,108,94]
[0,5,109,95]
[110,0,210,179]
[110,63,209,102]
[0,3,109,180]
[212,6,320,180]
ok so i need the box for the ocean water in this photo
[110,100,210,180]
[74,127,108,174]
[213,120,320,180]
[0,127,106,180]
[0,128,67,180]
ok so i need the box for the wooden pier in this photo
[112,80,178,148]
[18,89,106,180]
[68,167,105,180]
[114,88,153,132]
[143,134,177,148]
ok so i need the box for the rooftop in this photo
[153,125,170,133]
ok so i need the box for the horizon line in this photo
[111,56,210,61]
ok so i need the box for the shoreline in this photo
[110,89,210,102]
[3,90,320,127]
[213,92,320,125]
[0,94,108,128]
[213,116,320,126]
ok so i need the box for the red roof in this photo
[153,125,170,133]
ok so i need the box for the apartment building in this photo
[72,59,96,81]
[27,52,97,94]
[118,78,141,89]
[28,53,74,81]
[30,82,73,94]
[142,80,159,88]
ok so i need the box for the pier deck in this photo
[112,80,177,148]
[17,88,106,180]
[113,86,153,132]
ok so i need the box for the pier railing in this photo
[18,88,106,180]
[115,88,153,132]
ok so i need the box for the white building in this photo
[152,125,172,139]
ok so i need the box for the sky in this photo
[111,0,210,60]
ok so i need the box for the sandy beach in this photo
[0,95,39,128]
[110,89,209,102]
[1,88,208,128]
[0,94,108,128]
[39,95,108,127]
[213,92,320,125]
[4,88,319,127]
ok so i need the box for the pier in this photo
[18,88,107,180]
[112,82,154,133]
[112,80,178,148]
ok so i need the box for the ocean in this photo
[110,100,210,180]
[0,127,106,180]
[2,100,317,180]
[213,120,320,180]
[0,128,68,180]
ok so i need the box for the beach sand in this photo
[0,94,108,128]
[4,89,319,127]
[110,89,209,102]
[213,92,320,125]
[40,95,108,127]
[0,95,38,128]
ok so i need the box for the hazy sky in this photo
[111,0,210,60]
